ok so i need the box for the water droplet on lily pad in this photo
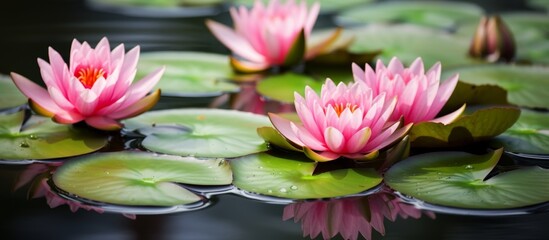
[290,185,298,190]
[465,165,474,170]
[19,141,29,148]
[279,188,288,193]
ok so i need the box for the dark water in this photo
[1,0,548,239]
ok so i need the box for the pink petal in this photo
[107,89,161,120]
[53,110,85,124]
[324,127,344,153]
[346,127,372,153]
[303,147,340,162]
[205,20,266,63]
[268,113,305,146]
[10,72,63,114]
[85,116,122,131]
[115,66,164,110]
[430,104,465,124]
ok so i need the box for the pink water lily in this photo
[206,0,339,72]
[268,79,411,162]
[352,57,463,125]
[10,37,165,130]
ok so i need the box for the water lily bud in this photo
[468,15,516,62]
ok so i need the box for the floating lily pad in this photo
[528,0,549,11]
[87,0,224,17]
[123,109,270,158]
[231,152,382,199]
[385,149,549,209]
[0,111,108,161]
[409,106,521,148]
[136,52,238,97]
[348,25,477,68]
[233,0,374,12]
[256,73,324,103]
[440,81,508,115]
[0,74,27,110]
[445,65,549,109]
[53,151,232,206]
[336,1,483,29]
[493,109,549,155]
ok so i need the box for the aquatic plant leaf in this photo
[123,109,270,158]
[53,151,232,206]
[91,0,224,7]
[385,149,549,209]
[493,109,549,155]
[441,81,508,115]
[136,52,238,97]
[409,106,520,148]
[0,74,27,110]
[231,152,382,199]
[0,111,108,161]
[256,73,324,103]
[445,65,549,109]
[336,1,483,29]
[234,0,373,12]
[348,25,477,68]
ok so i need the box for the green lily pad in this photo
[0,74,27,110]
[336,1,483,29]
[410,106,521,148]
[231,152,382,199]
[0,110,108,161]
[53,151,232,206]
[528,0,549,11]
[440,81,508,115]
[233,0,374,12]
[385,149,549,209]
[348,24,478,68]
[445,65,549,109]
[256,73,324,103]
[136,52,238,97]
[493,109,549,155]
[123,109,270,158]
[91,0,223,7]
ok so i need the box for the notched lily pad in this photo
[0,110,108,161]
[123,109,270,158]
[410,106,521,148]
[136,52,239,97]
[256,73,324,103]
[493,109,549,155]
[441,81,509,115]
[231,152,382,199]
[445,65,549,109]
[0,74,27,110]
[336,1,483,29]
[53,151,232,206]
[385,149,549,209]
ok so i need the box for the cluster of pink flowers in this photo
[268,57,461,162]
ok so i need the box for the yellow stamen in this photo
[76,67,106,89]
[333,103,358,116]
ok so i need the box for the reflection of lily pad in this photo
[256,73,324,103]
[233,0,374,12]
[231,152,382,199]
[410,106,520,148]
[136,52,238,97]
[0,111,108,161]
[348,25,477,68]
[53,151,232,206]
[123,109,270,158]
[385,149,549,209]
[336,1,483,29]
[493,109,549,155]
[0,74,27,110]
[445,65,549,109]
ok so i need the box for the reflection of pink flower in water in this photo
[283,192,435,240]
[14,163,135,219]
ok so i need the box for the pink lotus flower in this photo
[283,192,435,240]
[352,57,463,125]
[10,37,165,131]
[206,0,340,72]
[268,79,411,162]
